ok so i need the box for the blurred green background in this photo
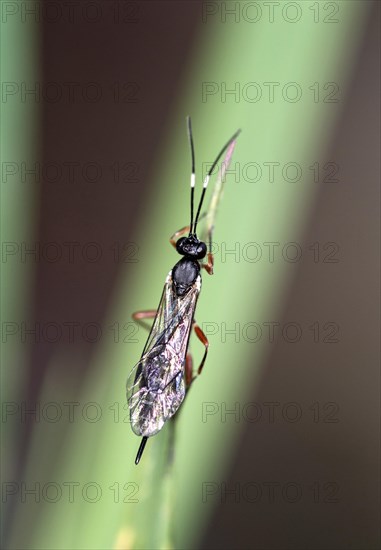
[1,1,379,549]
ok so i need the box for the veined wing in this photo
[127,271,201,437]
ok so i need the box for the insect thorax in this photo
[172,257,200,297]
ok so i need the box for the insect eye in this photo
[176,237,187,255]
[196,242,207,259]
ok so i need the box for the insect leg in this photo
[193,322,209,375]
[169,225,190,249]
[185,352,193,388]
[185,322,209,389]
[132,309,157,332]
[202,250,214,275]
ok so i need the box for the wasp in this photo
[127,118,241,464]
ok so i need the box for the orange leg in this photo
[202,252,214,275]
[132,309,157,331]
[185,353,193,388]
[193,322,209,375]
[169,225,190,249]
[186,321,209,389]
[203,228,215,275]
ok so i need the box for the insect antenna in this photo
[135,436,148,465]
[193,128,241,235]
[187,116,196,234]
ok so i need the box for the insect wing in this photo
[127,272,201,437]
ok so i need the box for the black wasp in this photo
[127,118,241,464]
